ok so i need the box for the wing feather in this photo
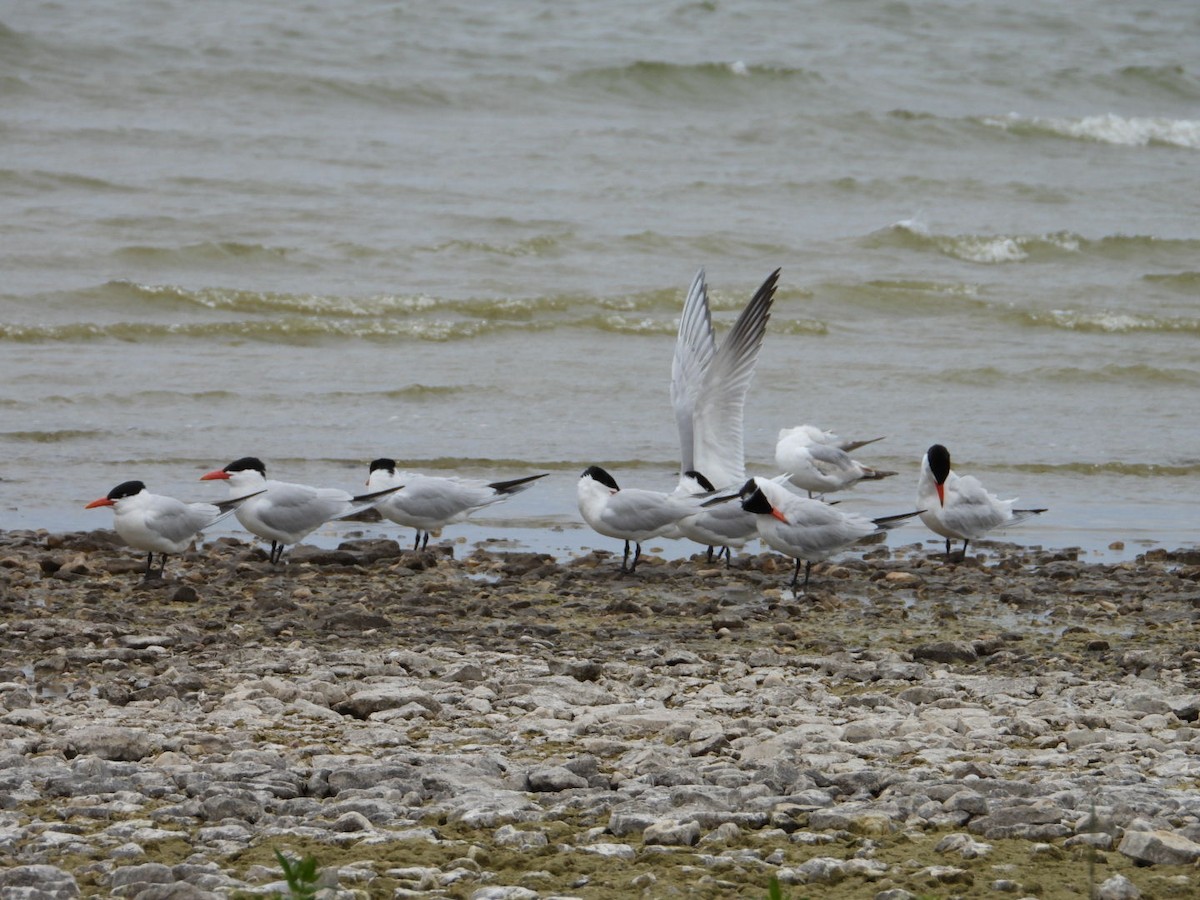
[692,268,779,488]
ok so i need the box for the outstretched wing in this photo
[671,268,716,476]
[692,268,780,489]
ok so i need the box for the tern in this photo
[366,458,547,550]
[775,426,896,497]
[577,465,703,574]
[200,457,399,564]
[918,444,1047,559]
[85,480,262,579]
[708,476,920,590]
[671,267,779,562]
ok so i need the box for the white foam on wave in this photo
[948,236,1028,263]
[984,112,1200,149]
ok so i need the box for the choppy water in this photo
[2,1,1197,559]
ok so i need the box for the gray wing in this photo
[671,268,716,476]
[692,268,779,489]
[145,500,222,545]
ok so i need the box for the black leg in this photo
[630,542,642,573]
[421,531,430,551]
[962,539,970,557]
[706,546,715,563]
[143,552,154,579]
[721,546,732,567]
[789,558,802,589]
[620,540,631,573]
[158,554,168,578]
[944,537,953,559]
[412,532,421,551]
[803,560,813,589]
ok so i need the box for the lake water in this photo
[2,1,1197,561]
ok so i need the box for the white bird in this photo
[85,480,262,579]
[671,268,779,562]
[712,476,920,590]
[366,458,547,550]
[918,444,1047,558]
[200,457,399,564]
[775,426,896,497]
[577,466,704,574]
[775,424,884,454]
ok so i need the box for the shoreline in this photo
[2,529,1200,897]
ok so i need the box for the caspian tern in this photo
[710,476,920,590]
[200,457,400,564]
[85,480,262,579]
[366,458,547,550]
[671,268,779,561]
[918,444,1047,558]
[775,427,896,497]
[577,466,703,574]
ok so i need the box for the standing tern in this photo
[671,267,779,561]
[366,458,547,550]
[577,465,704,574]
[709,476,920,590]
[918,444,1047,559]
[200,457,399,564]
[85,480,262,579]
[775,427,896,497]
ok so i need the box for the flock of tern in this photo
[86,269,1045,587]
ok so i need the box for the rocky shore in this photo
[2,527,1200,899]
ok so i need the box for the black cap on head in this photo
[369,458,397,475]
[737,478,758,498]
[684,470,716,492]
[224,457,266,476]
[582,465,619,491]
[926,444,951,484]
[741,486,773,516]
[107,480,146,501]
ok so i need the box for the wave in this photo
[1,429,105,443]
[1009,461,1200,478]
[22,385,466,409]
[1143,271,1200,292]
[923,364,1200,388]
[1113,65,1200,101]
[870,223,1200,266]
[563,59,821,103]
[0,319,547,344]
[113,242,292,265]
[979,113,1200,150]
[822,279,986,314]
[1018,310,1200,334]
[4,279,820,345]
[0,168,135,194]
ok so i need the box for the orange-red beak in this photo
[200,469,230,481]
[771,507,788,524]
[85,497,114,509]
[936,483,945,507]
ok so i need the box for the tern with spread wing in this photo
[85,480,261,579]
[918,444,1047,558]
[201,457,399,564]
[672,268,779,562]
[367,458,547,550]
